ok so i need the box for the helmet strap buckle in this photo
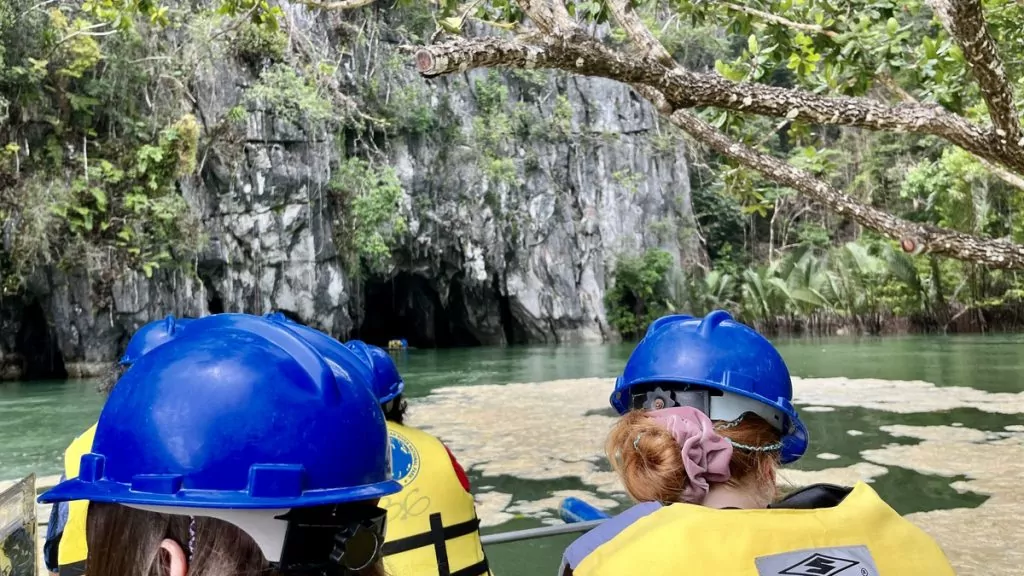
[631,385,712,415]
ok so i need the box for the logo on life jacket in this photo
[780,554,858,576]
[756,545,877,576]
[389,430,421,487]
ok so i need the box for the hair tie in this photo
[188,516,197,561]
[717,414,784,453]
[647,406,733,504]
[730,439,784,453]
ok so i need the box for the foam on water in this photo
[780,462,889,487]
[865,426,1024,576]
[792,377,1024,414]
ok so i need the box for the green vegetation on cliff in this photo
[0,0,418,293]
[0,2,206,291]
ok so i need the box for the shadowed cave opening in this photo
[355,272,482,348]
[15,300,67,381]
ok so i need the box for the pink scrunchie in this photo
[647,406,733,504]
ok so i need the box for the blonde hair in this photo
[606,410,781,504]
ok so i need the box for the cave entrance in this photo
[356,272,481,348]
[15,300,67,381]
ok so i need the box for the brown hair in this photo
[606,410,781,505]
[86,502,388,576]
[96,363,125,396]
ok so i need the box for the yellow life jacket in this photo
[56,423,96,576]
[574,482,955,576]
[381,422,490,576]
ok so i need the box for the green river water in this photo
[2,334,1023,575]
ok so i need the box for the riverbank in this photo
[6,312,1024,383]
[745,301,1024,337]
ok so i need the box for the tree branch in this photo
[294,0,376,10]
[607,0,674,65]
[980,158,1024,191]
[928,0,1022,144]
[667,108,1024,268]
[603,0,1014,259]
[414,36,1024,175]
[516,0,574,34]
[720,2,838,38]
[882,68,1024,191]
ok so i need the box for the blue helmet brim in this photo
[780,413,809,464]
[378,380,405,405]
[39,478,402,509]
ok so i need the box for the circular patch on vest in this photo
[389,430,421,486]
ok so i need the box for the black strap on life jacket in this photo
[59,561,87,576]
[381,513,489,576]
[771,483,853,510]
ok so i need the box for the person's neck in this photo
[701,483,769,510]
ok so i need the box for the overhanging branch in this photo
[608,0,674,65]
[294,0,376,10]
[413,36,1024,176]
[516,0,574,33]
[929,0,1023,144]
[411,1,1024,268]
[721,2,838,38]
[666,109,1024,268]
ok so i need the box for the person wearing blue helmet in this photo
[38,313,399,576]
[559,310,955,576]
[259,317,490,576]
[343,341,406,421]
[95,315,196,395]
[344,340,491,576]
[44,314,194,576]
[263,313,376,389]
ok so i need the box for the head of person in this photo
[40,313,399,576]
[607,310,808,509]
[98,315,194,395]
[344,340,406,425]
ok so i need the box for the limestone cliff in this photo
[0,5,701,379]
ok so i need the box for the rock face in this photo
[378,71,701,346]
[0,7,701,379]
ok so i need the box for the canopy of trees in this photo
[413,0,1024,269]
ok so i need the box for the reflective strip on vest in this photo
[381,422,490,576]
[573,482,956,576]
[57,424,97,572]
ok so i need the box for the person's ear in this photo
[159,538,189,576]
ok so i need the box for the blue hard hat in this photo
[262,313,376,388]
[40,313,400,509]
[119,315,195,366]
[610,310,808,464]
[344,340,405,405]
